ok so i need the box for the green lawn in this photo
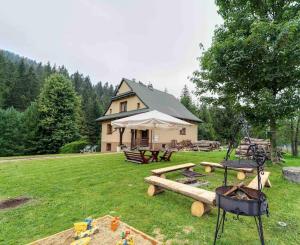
[0,151,299,244]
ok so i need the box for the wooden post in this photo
[118,127,125,146]
[237,171,246,180]
[147,185,164,196]
[191,201,211,217]
[205,166,214,173]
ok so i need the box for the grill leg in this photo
[213,208,226,244]
[254,216,265,245]
[221,211,226,233]
[213,206,221,245]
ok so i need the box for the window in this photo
[180,128,186,135]
[107,124,112,135]
[137,102,140,109]
[120,101,127,112]
[109,108,112,114]
[106,143,111,151]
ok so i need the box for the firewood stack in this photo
[192,140,221,152]
[235,137,271,159]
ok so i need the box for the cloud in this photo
[0,0,223,98]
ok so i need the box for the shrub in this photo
[59,139,89,154]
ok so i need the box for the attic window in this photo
[120,101,127,112]
[137,103,140,109]
[109,109,112,114]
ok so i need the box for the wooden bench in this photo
[145,176,215,217]
[124,151,150,164]
[151,163,196,178]
[247,171,271,190]
[200,161,254,180]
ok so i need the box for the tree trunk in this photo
[270,118,278,163]
[291,119,296,156]
[294,116,299,156]
[291,116,300,157]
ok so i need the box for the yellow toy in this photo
[70,237,91,245]
[74,222,88,236]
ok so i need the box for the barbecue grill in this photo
[213,119,269,245]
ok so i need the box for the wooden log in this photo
[247,172,271,190]
[200,162,253,173]
[237,171,246,180]
[223,182,244,196]
[151,163,196,176]
[204,166,214,173]
[145,176,216,205]
[147,185,164,196]
[191,201,211,217]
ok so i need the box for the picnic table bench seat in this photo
[151,163,195,178]
[145,176,215,217]
[124,150,150,164]
[200,161,254,180]
[160,150,174,161]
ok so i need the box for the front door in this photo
[141,130,149,147]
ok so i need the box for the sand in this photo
[29,215,158,245]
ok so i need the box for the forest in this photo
[0,50,114,156]
[0,44,299,157]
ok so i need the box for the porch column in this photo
[118,127,125,145]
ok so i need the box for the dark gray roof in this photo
[96,78,202,122]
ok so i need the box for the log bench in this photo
[124,151,150,164]
[151,163,196,178]
[144,172,271,218]
[247,171,271,189]
[200,161,254,180]
[145,176,216,217]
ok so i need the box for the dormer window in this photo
[120,101,127,112]
[137,103,140,109]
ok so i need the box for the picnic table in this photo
[139,149,160,162]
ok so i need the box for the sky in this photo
[0,0,223,98]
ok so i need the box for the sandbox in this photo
[28,215,159,245]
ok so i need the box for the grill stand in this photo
[213,120,268,245]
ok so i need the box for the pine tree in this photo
[36,74,81,153]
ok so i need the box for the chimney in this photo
[147,82,153,90]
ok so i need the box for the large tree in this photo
[192,0,300,161]
[36,74,81,153]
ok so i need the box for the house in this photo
[96,78,201,152]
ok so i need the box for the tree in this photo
[36,74,81,153]
[198,103,216,140]
[0,107,24,156]
[22,102,39,154]
[180,85,197,115]
[192,0,300,162]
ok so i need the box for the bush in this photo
[59,139,89,153]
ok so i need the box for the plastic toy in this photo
[116,230,134,245]
[111,216,120,231]
[73,217,98,241]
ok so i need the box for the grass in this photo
[0,151,299,244]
